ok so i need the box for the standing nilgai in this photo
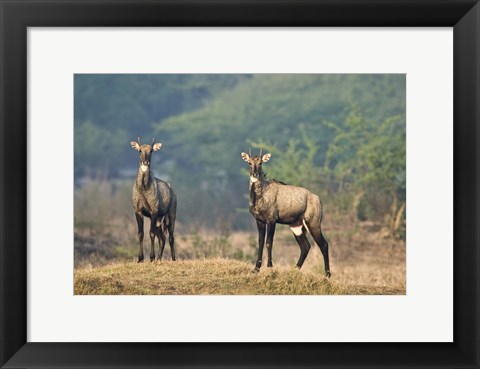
[131,137,177,262]
[241,149,331,277]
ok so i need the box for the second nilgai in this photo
[241,149,331,277]
[131,137,177,262]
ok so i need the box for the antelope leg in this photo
[254,221,266,271]
[135,213,144,263]
[266,223,276,267]
[292,227,311,269]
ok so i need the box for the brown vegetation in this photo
[74,259,403,295]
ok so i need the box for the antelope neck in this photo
[136,166,152,189]
[249,176,265,206]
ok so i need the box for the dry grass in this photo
[74,259,403,295]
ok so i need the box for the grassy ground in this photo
[74,258,404,295]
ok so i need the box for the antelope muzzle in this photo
[140,159,150,172]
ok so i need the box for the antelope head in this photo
[130,137,162,173]
[241,148,271,183]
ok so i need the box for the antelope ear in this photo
[241,152,250,162]
[153,143,162,152]
[131,141,140,151]
[262,153,271,163]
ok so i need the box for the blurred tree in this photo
[74,121,129,178]
[74,74,251,177]
[324,107,406,236]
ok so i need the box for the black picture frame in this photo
[1,1,479,368]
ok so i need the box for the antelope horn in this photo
[249,147,252,157]
[151,137,155,146]
[137,136,141,144]
[259,148,263,157]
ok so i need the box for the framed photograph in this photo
[1,0,479,368]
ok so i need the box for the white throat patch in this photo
[250,176,258,183]
[141,164,148,173]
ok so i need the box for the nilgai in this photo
[241,149,331,277]
[131,137,177,262]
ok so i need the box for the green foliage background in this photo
[74,74,406,235]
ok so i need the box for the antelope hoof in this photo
[150,255,155,262]
[267,262,273,268]
[138,255,144,263]
[295,265,301,270]
[325,271,331,278]
[252,267,260,274]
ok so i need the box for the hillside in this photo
[74,259,404,295]
[156,74,405,181]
